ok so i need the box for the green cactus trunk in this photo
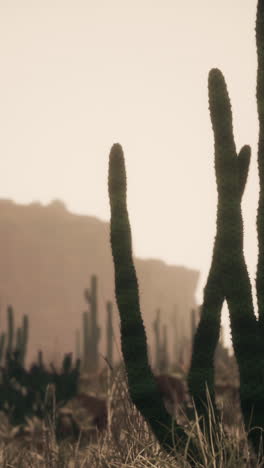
[188,66,252,431]
[207,66,264,454]
[108,143,200,463]
[218,1,264,455]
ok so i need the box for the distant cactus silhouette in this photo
[83,275,101,373]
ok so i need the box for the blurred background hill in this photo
[0,198,199,366]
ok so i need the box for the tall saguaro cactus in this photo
[223,1,264,454]
[187,69,251,426]
[189,1,264,456]
[108,143,199,463]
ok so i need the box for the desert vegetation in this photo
[0,358,254,468]
[0,2,262,467]
[107,0,264,466]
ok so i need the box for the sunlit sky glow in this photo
[0,0,259,348]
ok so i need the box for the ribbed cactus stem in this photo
[188,69,252,430]
[208,69,264,453]
[108,143,199,462]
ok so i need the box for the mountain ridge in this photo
[0,198,199,367]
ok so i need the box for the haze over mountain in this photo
[0,199,199,367]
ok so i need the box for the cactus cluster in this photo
[107,1,264,460]
[0,351,80,425]
[0,305,29,366]
[152,309,169,372]
[78,275,115,373]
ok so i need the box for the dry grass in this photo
[0,365,261,467]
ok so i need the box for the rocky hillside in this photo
[0,199,199,366]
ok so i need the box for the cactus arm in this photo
[108,143,199,460]
[237,145,251,200]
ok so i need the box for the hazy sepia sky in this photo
[0,1,259,348]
